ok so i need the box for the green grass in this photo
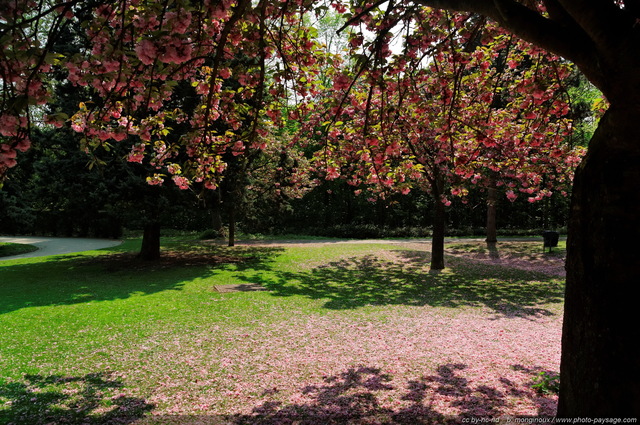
[0,242,38,257]
[0,237,564,423]
[447,239,567,258]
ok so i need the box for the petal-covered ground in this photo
[0,240,564,424]
[130,242,564,423]
[128,306,561,423]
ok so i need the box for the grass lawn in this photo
[0,243,38,258]
[447,239,567,257]
[0,237,564,424]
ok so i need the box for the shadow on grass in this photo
[0,372,154,425]
[223,363,558,424]
[0,243,39,258]
[0,245,284,315]
[239,250,564,318]
[447,241,566,261]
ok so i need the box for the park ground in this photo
[0,236,565,424]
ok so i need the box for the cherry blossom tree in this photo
[304,11,583,269]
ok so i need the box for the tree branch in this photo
[337,0,390,33]
[415,0,605,90]
[417,0,577,57]
[556,0,630,45]
[543,0,575,23]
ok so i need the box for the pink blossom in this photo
[135,39,157,65]
[0,114,19,137]
[15,136,31,152]
[159,40,193,64]
[111,131,127,142]
[333,74,351,91]
[532,89,545,100]
[326,166,340,179]
[332,2,347,13]
[172,175,190,189]
[71,120,85,132]
[0,153,17,168]
[102,60,120,73]
[219,68,232,79]
[127,144,145,163]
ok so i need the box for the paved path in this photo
[0,236,122,261]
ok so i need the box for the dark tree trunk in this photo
[139,222,161,260]
[228,203,235,247]
[377,200,387,227]
[323,190,332,227]
[430,174,446,270]
[346,190,354,224]
[557,106,640,416]
[486,180,498,246]
[211,189,224,237]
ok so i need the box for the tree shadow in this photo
[0,245,283,315]
[239,249,564,318]
[227,363,557,424]
[446,241,566,262]
[0,372,154,424]
[486,242,501,259]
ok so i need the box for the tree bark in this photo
[557,106,640,416]
[323,189,332,227]
[139,222,161,260]
[210,189,224,237]
[430,173,446,270]
[486,180,498,245]
[228,202,236,247]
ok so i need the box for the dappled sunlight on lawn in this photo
[1,241,563,423]
[0,245,283,315]
[0,372,153,424]
[115,300,561,420]
[224,363,557,423]
[236,249,564,318]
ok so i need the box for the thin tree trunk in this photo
[430,173,446,270]
[486,180,498,245]
[323,190,332,227]
[139,222,161,260]
[228,203,235,247]
[557,106,640,416]
[211,189,224,237]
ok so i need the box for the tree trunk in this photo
[486,180,498,245]
[211,189,224,237]
[323,189,332,227]
[430,174,446,270]
[228,203,235,247]
[139,222,161,260]
[557,106,640,416]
